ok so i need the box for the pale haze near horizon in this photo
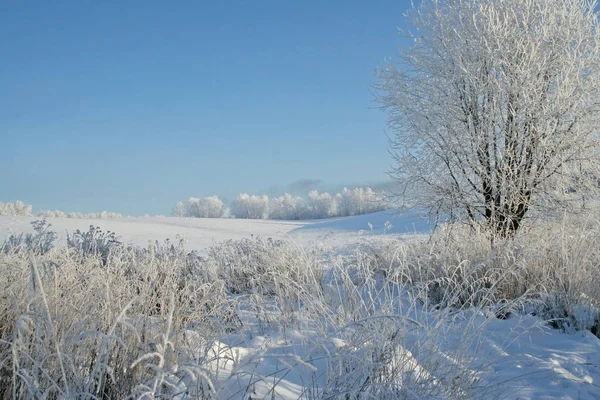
[1,1,412,216]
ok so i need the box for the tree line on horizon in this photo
[0,187,388,220]
[172,187,388,220]
[0,201,123,219]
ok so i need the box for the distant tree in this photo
[231,194,268,219]
[335,188,353,217]
[307,190,336,219]
[0,201,32,216]
[189,196,227,218]
[376,0,600,237]
[37,210,67,218]
[269,194,307,220]
[172,201,186,217]
[334,187,386,217]
[98,211,122,219]
[360,187,387,214]
[175,196,227,218]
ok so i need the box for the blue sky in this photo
[0,1,412,215]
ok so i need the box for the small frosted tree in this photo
[172,202,186,217]
[307,190,337,219]
[377,0,600,237]
[190,196,227,218]
[335,188,353,217]
[0,201,32,216]
[231,194,269,219]
[361,187,387,214]
[269,193,306,220]
[37,210,67,218]
[175,196,227,218]
[334,187,386,217]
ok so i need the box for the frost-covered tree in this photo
[188,196,227,218]
[172,202,186,217]
[37,210,67,218]
[335,188,353,217]
[0,201,32,216]
[360,187,387,214]
[307,190,337,219]
[173,196,227,218]
[377,0,600,237]
[269,193,307,220]
[230,194,269,219]
[98,211,123,219]
[335,187,386,217]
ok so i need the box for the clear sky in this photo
[0,0,412,216]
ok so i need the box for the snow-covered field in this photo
[1,212,599,399]
[0,210,431,252]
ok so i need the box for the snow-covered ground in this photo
[203,312,600,399]
[1,211,599,399]
[0,210,432,252]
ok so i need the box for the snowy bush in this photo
[97,211,122,219]
[66,225,122,265]
[268,193,307,220]
[172,187,388,220]
[230,193,268,219]
[335,187,387,217]
[0,233,233,398]
[189,196,227,218]
[307,190,337,219]
[360,212,600,334]
[172,197,227,218]
[2,219,57,255]
[0,200,32,216]
[34,210,123,219]
[172,201,186,217]
[36,210,67,218]
[205,236,323,297]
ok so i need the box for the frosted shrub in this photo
[66,225,122,265]
[307,190,337,219]
[2,219,57,255]
[268,193,307,220]
[171,187,389,220]
[172,201,186,217]
[172,196,228,218]
[37,210,68,218]
[35,210,123,219]
[188,196,227,218]
[335,187,387,217]
[97,211,123,219]
[205,236,323,298]
[230,193,268,219]
[0,200,32,216]
[0,230,234,399]
[361,212,600,334]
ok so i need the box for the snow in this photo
[0,215,305,251]
[0,210,432,253]
[185,308,600,399]
[295,209,433,234]
[1,212,599,399]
